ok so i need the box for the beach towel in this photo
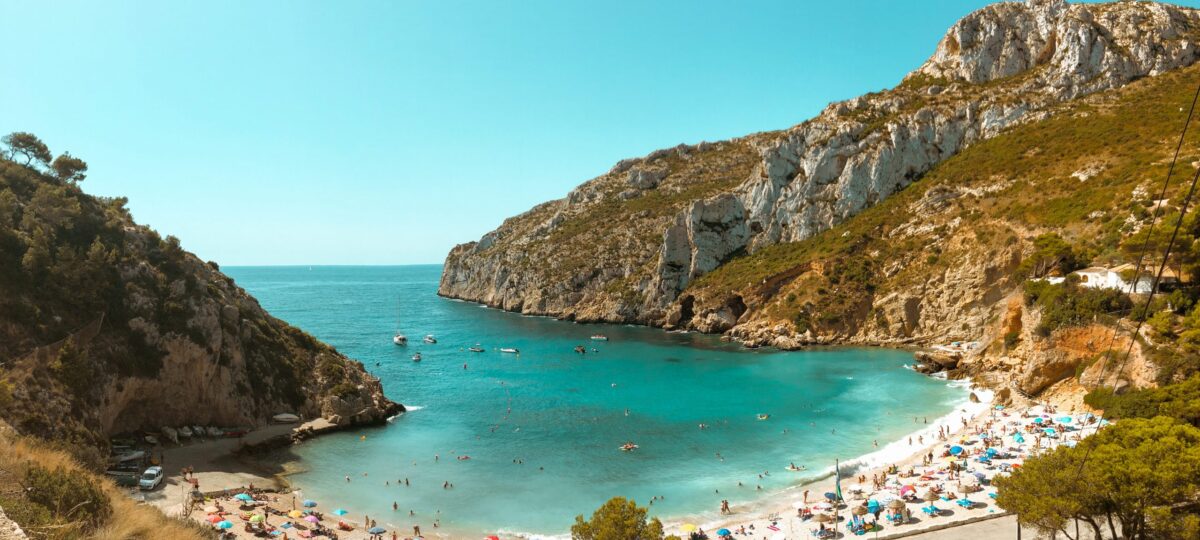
[768,525,780,531]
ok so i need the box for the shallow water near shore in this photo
[225,265,968,538]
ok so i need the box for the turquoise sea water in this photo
[225,265,968,538]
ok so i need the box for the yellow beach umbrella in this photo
[249,514,264,523]
[288,510,304,518]
[680,524,697,533]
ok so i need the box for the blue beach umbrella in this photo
[718,529,731,536]
[333,509,348,516]
[216,521,233,529]
[867,499,880,512]
[994,405,1005,410]
[1044,427,1057,435]
[1015,433,1025,443]
[234,493,253,502]
[1058,416,1073,424]
[949,445,963,455]
[986,447,998,457]
[1033,417,1044,424]
[303,500,317,508]
[368,526,387,534]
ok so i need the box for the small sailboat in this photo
[393,298,407,345]
[619,442,639,452]
[424,335,437,344]
[757,413,770,421]
[412,352,422,362]
[468,346,484,353]
[499,347,520,354]
[590,334,609,341]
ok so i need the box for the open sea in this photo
[224,265,970,538]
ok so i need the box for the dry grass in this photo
[0,426,211,540]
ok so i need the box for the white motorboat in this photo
[499,348,520,354]
[393,333,408,345]
[468,345,485,353]
[273,413,300,423]
[423,335,437,344]
[412,352,422,362]
[178,426,193,438]
[590,334,609,341]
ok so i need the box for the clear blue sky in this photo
[3,0,1172,265]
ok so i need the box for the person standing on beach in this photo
[803,489,809,503]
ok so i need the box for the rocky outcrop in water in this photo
[0,158,401,451]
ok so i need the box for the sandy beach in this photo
[662,385,1103,540]
[140,380,1103,540]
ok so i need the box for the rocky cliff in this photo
[0,157,401,452]
[442,0,1200,323]
[441,0,1200,402]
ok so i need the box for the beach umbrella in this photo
[680,523,697,532]
[333,508,348,516]
[899,485,916,497]
[1058,416,1073,424]
[216,521,233,529]
[288,510,303,518]
[369,527,387,534]
[303,499,317,508]
[206,515,222,523]
[949,445,964,455]
[922,491,940,502]
[852,506,868,516]
[304,515,320,523]
[994,405,1005,410]
[974,471,987,480]
[866,499,880,511]
[1033,417,1044,424]
[234,493,254,502]
[823,491,837,501]
[887,499,906,510]
[249,514,264,523]
[1044,428,1057,436]
[812,513,833,523]
[485,537,500,540]
[717,528,731,536]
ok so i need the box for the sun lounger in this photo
[956,499,973,509]
[922,505,939,516]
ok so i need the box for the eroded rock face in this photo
[440,0,1200,325]
[2,221,401,446]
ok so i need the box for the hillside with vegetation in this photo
[442,0,1200,405]
[0,133,401,459]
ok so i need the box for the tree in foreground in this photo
[995,416,1200,539]
[572,497,676,540]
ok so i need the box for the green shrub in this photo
[23,464,112,532]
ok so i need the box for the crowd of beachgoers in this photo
[169,389,1102,540]
[666,399,1103,540]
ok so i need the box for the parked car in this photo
[139,466,164,491]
